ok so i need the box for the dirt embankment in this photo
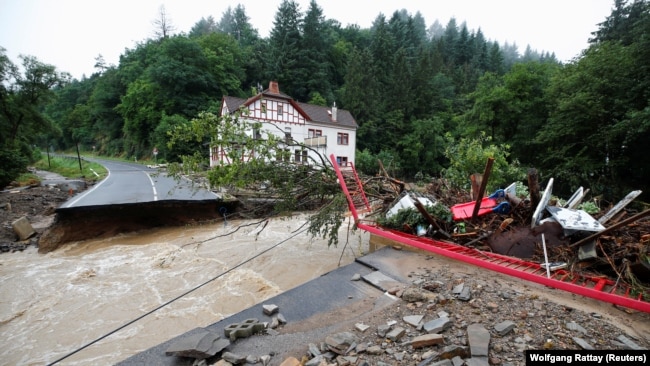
[0,185,69,253]
[1,184,238,254]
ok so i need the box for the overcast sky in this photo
[0,0,614,80]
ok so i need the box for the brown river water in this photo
[0,214,369,365]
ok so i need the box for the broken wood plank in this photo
[597,190,642,224]
[472,157,494,221]
[569,208,650,248]
[412,197,451,239]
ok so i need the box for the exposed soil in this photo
[0,184,70,253]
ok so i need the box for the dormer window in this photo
[278,105,283,116]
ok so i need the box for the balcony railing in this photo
[304,135,327,147]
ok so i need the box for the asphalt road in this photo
[61,159,219,208]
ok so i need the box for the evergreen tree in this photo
[189,16,217,37]
[268,0,304,99]
[300,0,333,102]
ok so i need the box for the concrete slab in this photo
[362,270,401,292]
[12,216,35,241]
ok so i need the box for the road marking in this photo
[63,167,112,208]
[145,172,158,201]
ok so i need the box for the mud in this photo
[38,200,239,253]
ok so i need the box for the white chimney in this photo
[331,102,337,122]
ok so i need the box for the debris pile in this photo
[357,165,650,295]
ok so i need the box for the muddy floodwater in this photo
[0,214,369,365]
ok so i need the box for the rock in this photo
[423,317,452,334]
[402,287,431,302]
[260,355,271,366]
[458,287,472,301]
[165,329,229,359]
[355,323,370,332]
[222,352,247,365]
[451,356,464,366]
[377,324,392,337]
[403,315,424,327]
[565,321,588,335]
[387,286,402,295]
[387,327,406,341]
[465,357,490,366]
[277,313,287,324]
[325,332,358,355]
[262,304,279,315]
[467,324,490,357]
[308,343,321,357]
[367,345,384,355]
[572,337,595,350]
[245,355,258,364]
[452,283,464,294]
[12,216,35,241]
[617,335,643,350]
[439,345,468,360]
[304,355,323,366]
[494,320,516,336]
[408,334,444,349]
[270,316,280,329]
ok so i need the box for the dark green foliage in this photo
[376,202,452,232]
[0,147,29,188]
[0,48,65,186]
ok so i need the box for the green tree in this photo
[0,50,65,186]
[268,0,304,99]
[1,54,65,145]
[443,132,523,192]
[398,117,447,177]
[300,0,333,102]
[341,47,380,152]
[189,16,217,37]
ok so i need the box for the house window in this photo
[261,102,267,114]
[294,150,308,163]
[337,133,349,145]
[308,129,322,138]
[336,156,348,166]
[278,105,283,116]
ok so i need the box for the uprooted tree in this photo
[166,110,350,247]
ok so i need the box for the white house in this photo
[211,81,357,168]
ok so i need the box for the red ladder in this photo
[330,154,650,313]
[333,160,371,217]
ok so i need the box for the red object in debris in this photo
[330,154,650,314]
[450,197,499,220]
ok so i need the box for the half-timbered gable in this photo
[212,81,357,167]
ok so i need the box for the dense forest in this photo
[1,0,649,202]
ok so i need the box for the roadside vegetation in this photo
[32,155,107,183]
